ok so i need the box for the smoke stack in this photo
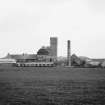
[67,40,71,66]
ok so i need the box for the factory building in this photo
[4,53,56,67]
[37,37,58,57]
[1,37,58,67]
[1,36,104,68]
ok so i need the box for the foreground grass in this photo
[0,67,105,105]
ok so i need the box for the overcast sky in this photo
[0,0,105,58]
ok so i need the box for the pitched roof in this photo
[92,59,105,63]
[4,54,37,59]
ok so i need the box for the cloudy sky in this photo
[0,0,105,58]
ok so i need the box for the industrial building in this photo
[37,37,58,57]
[0,36,104,68]
[0,37,58,67]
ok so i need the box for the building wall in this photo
[50,37,57,57]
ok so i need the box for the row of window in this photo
[16,58,53,62]
[16,63,54,67]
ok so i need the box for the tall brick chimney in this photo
[67,40,71,66]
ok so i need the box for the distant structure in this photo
[37,37,58,57]
[50,37,58,57]
[67,40,71,66]
[1,37,105,68]
[1,37,58,67]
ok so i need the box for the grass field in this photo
[0,67,105,105]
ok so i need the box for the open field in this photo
[0,67,105,105]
